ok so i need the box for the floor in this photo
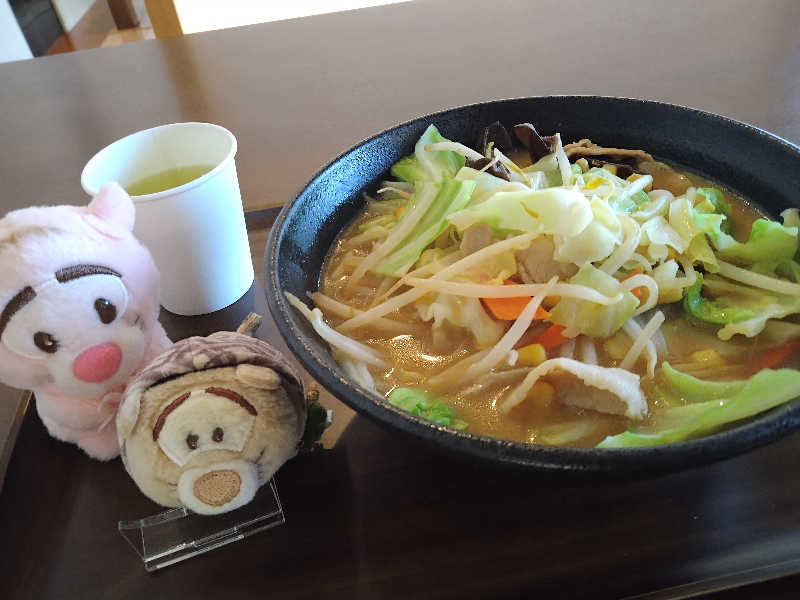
[46,0,151,55]
[100,19,153,49]
[45,0,408,55]
[101,0,153,48]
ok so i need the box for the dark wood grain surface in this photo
[3,221,800,599]
[1,0,800,598]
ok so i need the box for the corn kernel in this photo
[543,295,561,308]
[626,173,653,192]
[513,380,556,422]
[584,177,606,190]
[690,349,725,366]
[602,163,618,176]
[517,343,547,367]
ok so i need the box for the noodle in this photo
[464,277,556,382]
[347,183,437,288]
[286,293,387,367]
[310,292,410,334]
[600,216,641,275]
[402,278,624,305]
[336,232,537,332]
[620,311,665,373]
[718,260,800,296]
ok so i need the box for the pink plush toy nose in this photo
[73,343,123,382]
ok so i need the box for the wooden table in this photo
[1,0,800,597]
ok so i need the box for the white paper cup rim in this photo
[80,122,238,203]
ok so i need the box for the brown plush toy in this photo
[116,316,323,515]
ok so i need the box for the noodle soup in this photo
[287,122,800,448]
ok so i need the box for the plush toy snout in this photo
[177,459,259,514]
[72,342,123,382]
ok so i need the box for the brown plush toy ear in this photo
[235,364,282,390]
[117,390,142,442]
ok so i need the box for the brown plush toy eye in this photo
[94,298,117,324]
[33,331,59,353]
[186,433,199,450]
[212,427,224,443]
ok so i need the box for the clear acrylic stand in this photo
[118,477,284,571]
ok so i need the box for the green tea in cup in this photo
[124,165,215,196]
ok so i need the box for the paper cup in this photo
[81,123,254,316]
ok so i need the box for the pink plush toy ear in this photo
[83,182,135,239]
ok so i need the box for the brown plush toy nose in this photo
[193,469,242,507]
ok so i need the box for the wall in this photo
[0,0,32,63]
[52,0,93,31]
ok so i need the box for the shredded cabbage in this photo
[598,366,800,448]
[553,220,620,266]
[696,216,798,268]
[682,273,800,340]
[416,292,504,348]
[641,216,687,257]
[376,179,475,276]
[454,167,527,206]
[549,264,639,337]
[583,168,648,213]
[388,387,468,429]
[348,182,437,285]
[600,216,641,275]
[631,189,672,221]
[653,259,692,303]
[390,124,466,183]
[446,187,593,237]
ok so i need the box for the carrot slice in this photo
[751,339,800,373]
[533,324,568,350]
[621,268,644,281]
[482,280,551,321]
[621,269,646,302]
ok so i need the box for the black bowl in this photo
[265,96,800,475]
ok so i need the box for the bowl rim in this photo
[265,95,800,474]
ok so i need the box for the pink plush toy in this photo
[0,183,172,460]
